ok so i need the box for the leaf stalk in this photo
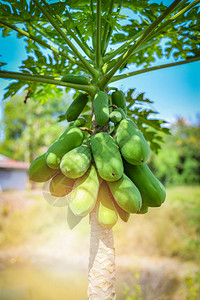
[99,0,182,89]
[110,57,200,82]
[0,20,82,68]
[40,0,93,60]
[0,70,97,94]
[32,0,98,79]
[96,0,102,68]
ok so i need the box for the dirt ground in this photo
[0,189,199,300]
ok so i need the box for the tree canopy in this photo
[0,0,199,152]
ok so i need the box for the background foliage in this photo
[0,92,69,162]
[150,115,200,186]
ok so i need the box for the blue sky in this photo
[0,9,200,126]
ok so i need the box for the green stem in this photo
[99,0,182,89]
[101,0,115,55]
[103,0,123,55]
[103,0,190,63]
[103,30,143,64]
[0,20,82,68]
[29,23,74,56]
[40,0,93,60]
[96,0,102,68]
[131,0,200,57]
[104,40,158,73]
[110,57,200,82]
[65,8,92,53]
[28,23,88,71]
[32,0,98,79]
[104,0,199,68]
[91,0,96,52]
[149,0,200,40]
[122,0,200,74]
[0,70,96,94]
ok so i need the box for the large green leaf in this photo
[125,88,171,153]
[0,0,199,147]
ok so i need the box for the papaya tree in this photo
[0,0,199,298]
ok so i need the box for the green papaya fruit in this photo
[61,74,90,85]
[111,90,127,116]
[91,132,123,181]
[29,154,58,182]
[115,119,150,165]
[66,93,89,122]
[69,164,100,216]
[45,126,84,169]
[74,117,86,127]
[107,173,142,213]
[97,181,118,229]
[94,91,109,126]
[124,161,166,207]
[60,145,92,178]
[114,201,130,222]
[109,110,122,123]
[115,107,126,119]
[137,203,149,214]
[49,172,75,197]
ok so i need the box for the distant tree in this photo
[0,92,69,162]
[150,116,200,186]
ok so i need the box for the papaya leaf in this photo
[66,206,83,230]
[0,61,7,68]
[3,81,27,100]
[57,114,66,123]
[125,88,171,152]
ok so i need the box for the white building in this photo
[0,155,29,191]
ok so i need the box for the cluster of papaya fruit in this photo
[29,85,166,230]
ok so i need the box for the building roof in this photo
[0,154,29,170]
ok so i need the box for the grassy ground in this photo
[115,186,200,261]
[0,186,200,299]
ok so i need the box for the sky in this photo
[0,4,200,126]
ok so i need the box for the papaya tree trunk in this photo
[88,208,116,299]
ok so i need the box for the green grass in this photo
[114,185,200,262]
[1,186,200,261]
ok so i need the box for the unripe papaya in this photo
[107,173,142,213]
[94,91,109,126]
[109,110,122,123]
[61,74,90,85]
[91,132,123,181]
[115,107,126,119]
[115,119,150,165]
[111,90,127,116]
[60,145,92,178]
[45,126,84,169]
[74,117,86,127]
[97,181,118,230]
[66,93,89,122]
[124,161,166,207]
[29,154,58,182]
[137,203,149,214]
[114,201,130,222]
[49,172,75,197]
[69,164,100,216]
